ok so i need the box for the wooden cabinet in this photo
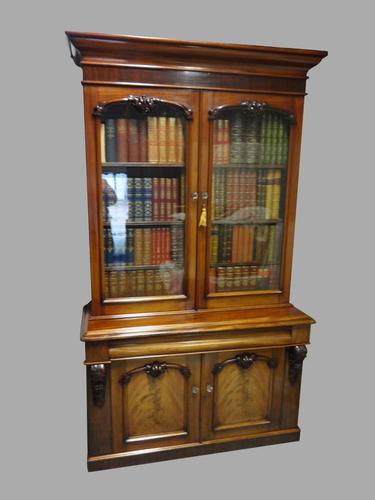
[67,31,327,471]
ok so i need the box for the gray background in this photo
[2,0,374,497]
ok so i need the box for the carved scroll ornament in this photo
[120,360,191,384]
[208,100,296,124]
[212,351,277,375]
[93,95,193,119]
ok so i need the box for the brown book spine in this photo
[166,117,177,163]
[158,117,167,163]
[147,117,158,163]
[134,228,143,265]
[159,178,166,221]
[171,178,178,220]
[127,119,139,162]
[138,119,148,162]
[143,228,152,265]
[166,228,171,261]
[165,177,172,220]
[151,228,157,265]
[155,228,162,264]
[176,119,184,164]
[231,226,239,263]
[208,267,216,293]
[116,119,128,162]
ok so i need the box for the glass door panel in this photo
[208,104,292,294]
[98,97,191,300]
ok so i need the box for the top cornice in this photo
[66,31,327,79]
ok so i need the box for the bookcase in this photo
[67,31,327,471]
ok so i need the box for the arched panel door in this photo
[89,89,199,315]
[196,91,302,309]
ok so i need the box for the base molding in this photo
[87,428,300,471]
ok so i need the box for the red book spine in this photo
[166,228,171,261]
[151,229,156,265]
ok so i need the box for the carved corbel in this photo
[288,345,308,385]
[89,364,107,408]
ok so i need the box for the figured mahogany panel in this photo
[201,348,285,441]
[111,354,200,452]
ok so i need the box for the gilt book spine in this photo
[147,117,158,163]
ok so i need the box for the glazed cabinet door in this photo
[197,91,303,309]
[111,354,200,452]
[201,348,285,441]
[84,87,199,315]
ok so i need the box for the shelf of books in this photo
[100,105,187,299]
[208,110,289,293]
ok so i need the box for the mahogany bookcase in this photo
[66,31,327,471]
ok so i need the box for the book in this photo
[116,119,128,162]
[166,117,177,163]
[127,119,139,162]
[126,227,134,265]
[223,120,230,163]
[100,123,106,163]
[134,177,143,221]
[143,228,152,265]
[152,177,159,221]
[159,177,166,220]
[176,119,184,163]
[105,119,116,162]
[144,177,152,221]
[147,117,158,162]
[127,177,135,222]
[134,228,143,265]
[158,117,167,163]
[138,118,148,162]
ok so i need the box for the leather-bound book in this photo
[138,119,148,162]
[105,119,116,162]
[127,119,139,162]
[147,117,158,163]
[116,118,128,162]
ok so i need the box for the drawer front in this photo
[111,354,200,452]
[200,347,285,441]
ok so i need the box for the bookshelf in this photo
[67,31,327,471]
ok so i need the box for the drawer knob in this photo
[206,384,213,393]
[192,385,199,395]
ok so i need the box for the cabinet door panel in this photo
[197,91,303,309]
[201,348,285,441]
[111,354,200,452]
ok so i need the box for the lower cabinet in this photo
[110,347,289,453]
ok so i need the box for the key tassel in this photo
[199,207,207,227]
